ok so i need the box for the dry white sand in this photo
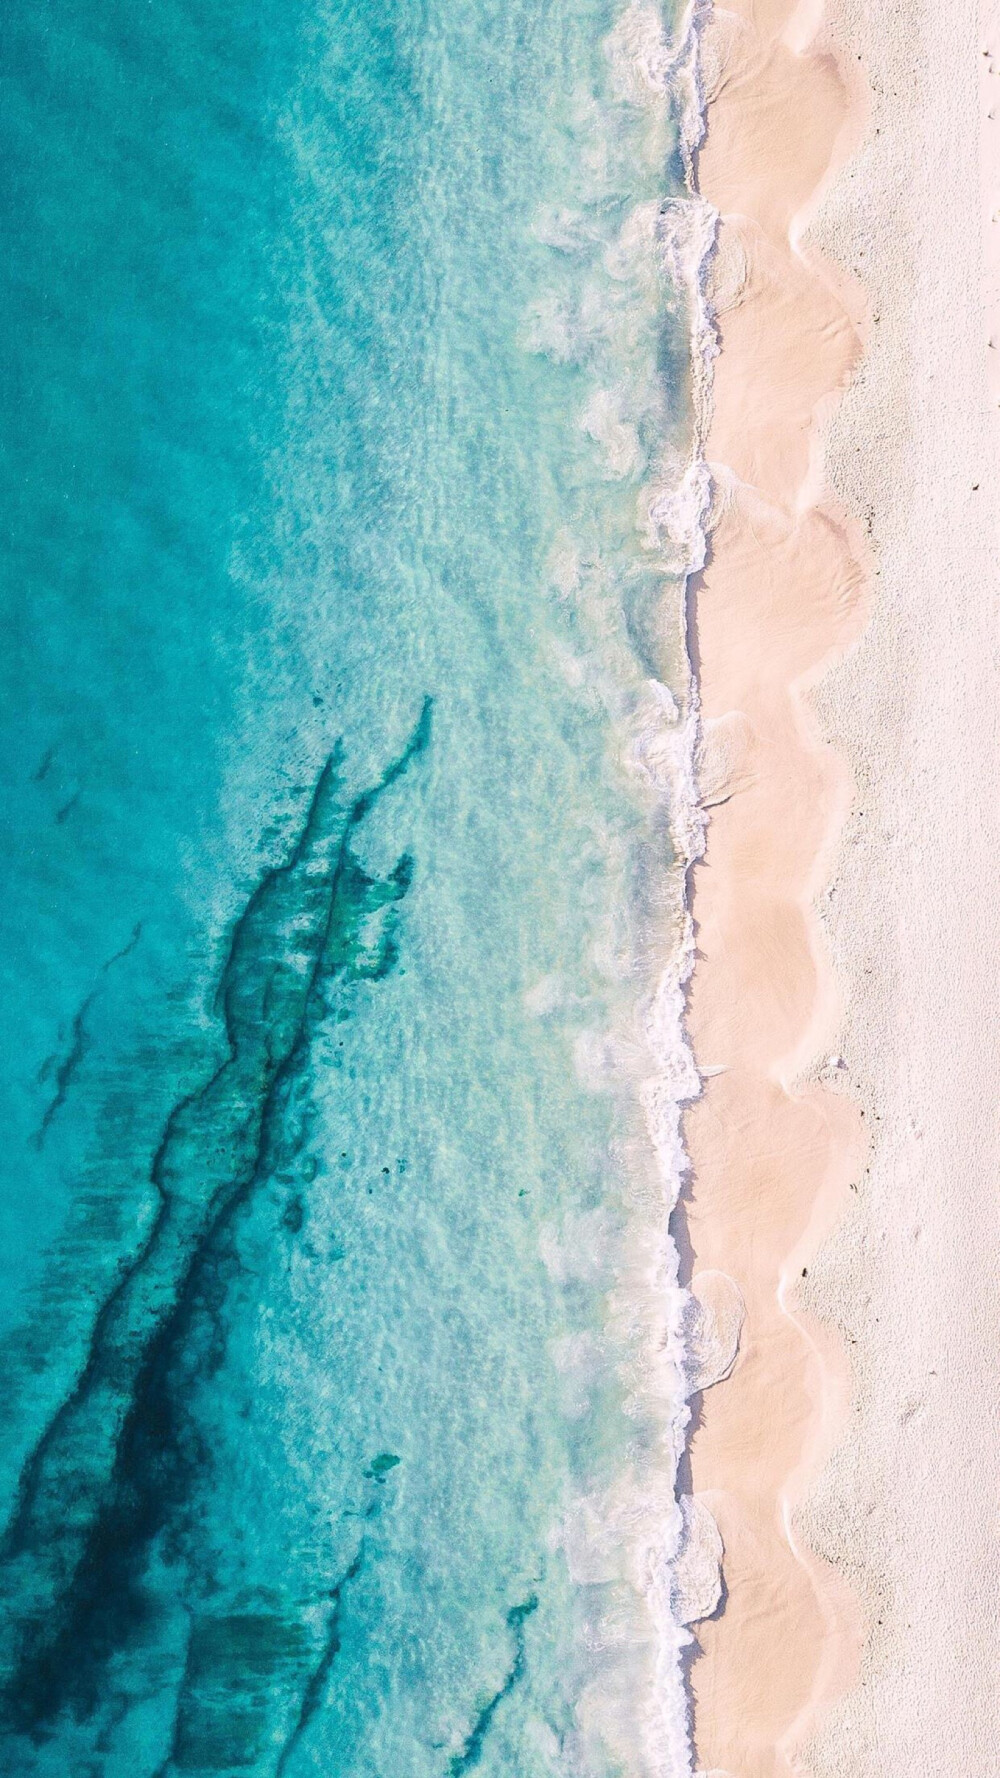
[804,0,1000,1771]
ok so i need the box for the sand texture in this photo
[802,0,1000,1771]
[682,2,869,1772]
[684,0,1000,1771]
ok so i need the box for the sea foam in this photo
[0,0,723,1768]
[525,2,721,1772]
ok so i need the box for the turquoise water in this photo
[0,0,707,1772]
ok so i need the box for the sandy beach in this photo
[808,0,1000,1771]
[684,0,1000,1772]
[682,2,869,1771]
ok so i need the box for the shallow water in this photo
[0,0,707,1771]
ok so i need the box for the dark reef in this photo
[448,1595,539,1777]
[0,701,431,1760]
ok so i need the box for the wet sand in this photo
[684,0,1000,1772]
[682,2,869,1771]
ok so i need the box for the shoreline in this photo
[680,2,869,1771]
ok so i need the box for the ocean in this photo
[0,0,712,1772]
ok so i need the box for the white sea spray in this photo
[521,3,721,1773]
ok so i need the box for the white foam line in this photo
[550,7,722,1771]
[640,1,720,1771]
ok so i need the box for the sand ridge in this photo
[681,3,868,1772]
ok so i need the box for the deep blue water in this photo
[0,0,702,1772]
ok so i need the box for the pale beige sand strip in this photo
[680,2,868,1772]
[801,0,1000,1772]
